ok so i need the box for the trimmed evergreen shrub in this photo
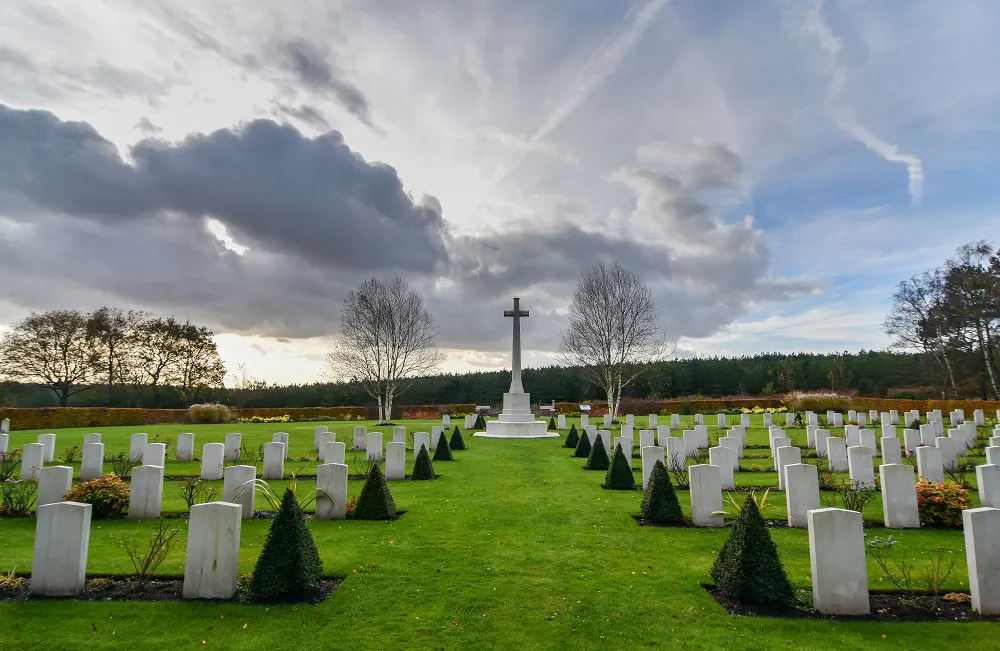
[474,414,486,429]
[250,488,322,600]
[411,445,435,480]
[604,444,636,489]
[352,464,397,520]
[450,426,466,451]
[710,494,794,606]
[563,424,579,448]
[548,417,556,430]
[573,430,591,458]
[640,460,683,524]
[585,434,610,470]
[433,435,454,461]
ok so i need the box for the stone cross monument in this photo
[476,297,558,439]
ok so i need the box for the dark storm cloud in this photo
[271,102,330,130]
[278,39,374,127]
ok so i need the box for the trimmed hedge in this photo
[449,426,466,451]
[352,465,397,520]
[433,435,454,461]
[250,488,323,600]
[604,445,635,489]
[585,434,609,470]
[411,446,435,480]
[563,425,579,449]
[0,406,366,431]
[641,460,683,524]
[573,430,591,458]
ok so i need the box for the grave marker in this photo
[184,502,242,599]
[37,465,73,507]
[689,464,723,527]
[201,443,224,480]
[222,465,256,519]
[785,463,820,528]
[879,464,919,529]
[129,465,165,519]
[385,442,405,480]
[31,502,91,596]
[316,463,348,519]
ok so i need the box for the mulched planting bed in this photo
[0,577,341,604]
[705,585,997,622]
[632,515,695,527]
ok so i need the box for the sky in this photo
[1,0,999,386]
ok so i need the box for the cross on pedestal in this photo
[504,297,529,393]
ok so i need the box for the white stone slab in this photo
[31,501,91,596]
[964,507,1000,615]
[316,463,348,520]
[603,413,612,428]
[770,436,791,459]
[695,414,704,426]
[640,446,664,489]
[859,429,877,452]
[881,437,902,465]
[21,442,44,480]
[665,438,686,472]
[222,465,256,519]
[129,465,164,519]
[598,430,612,455]
[0,433,6,455]
[353,425,368,450]
[720,437,741,468]
[38,465,73,507]
[176,433,195,462]
[648,414,657,428]
[201,443,225,480]
[626,414,635,427]
[80,442,104,481]
[902,429,920,457]
[317,431,336,454]
[431,426,444,450]
[393,426,407,443]
[613,438,633,468]
[322,440,346,465]
[385,442,406,480]
[84,433,101,445]
[0,418,8,433]
[785,412,795,428]
[184,502,242,599]
[558,414,567,430]
[710,446,734,490]
[144,442,166,467]
[808,508,869,615]
[638,429,655,448]
[442,414,451,429]
[741,413,750,428]
[847,446,875,488]
[776,445,801,491]
[857,412,867,427]
[224,432,242,461]
[844,425,860,448]
[262,441,285,480]
[881,424,897,439]
[987,447,1000,466]
[37,433,55,463]
[271,432,290,459]
[762,413,772,428]
[936,436,957,470]
[978,465,1000,509]
[621,425,634,440]
[682,430,699,459]
[827,437,848,473]
[313,425,329,451]
[129,433,148,463]
[782,464,819,529]
[916,445,944,483]
[718,413,728,429]
[689,464,723,527]
[672,414,682,428]
[366,432,383,461]
[815,429,830,458]
[879,464,919,528]
[413,432,430,461]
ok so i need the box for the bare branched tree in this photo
[327,275,443,424]
[558,262,674,420]
[87,306,149,399]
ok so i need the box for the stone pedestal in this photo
[201,443,225,480]
[880,464,919,528]
[785,463,820,528]
[223,465,256,519]
[80,442,104,481]
[808,508,869,615]
[129,465,164,519]
[386,442,406,480]
[964,507,1000,615]
[176,433,195,462]
[322,441,346,465]
[316,463,347,519]
[31,501,91,596]
[262,441,285,480]
[129,433,147,462]
[476,392,557,438]
[38,465,73,507]
[689,464,723,527]
[184,502,242,599]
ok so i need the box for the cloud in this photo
[270,102,330,131]
[278,39,374,128]
[134,117,162,135]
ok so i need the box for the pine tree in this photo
[250,488,322,600]
[585,434,610,470]
[352,464,397,520]
[604,444,636,489]
[548,416,556,430]
[573,429,591,458]
[450,426,466,451]
[411,445,435,480]
[433,434,454,461]
[710,495,794,606]
[563,424,579,448]
[640,460,683,524]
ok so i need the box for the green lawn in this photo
[1,416,998,650]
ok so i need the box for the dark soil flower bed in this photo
[704,584,998,622]
[631,514,695,527]
[0,577,340,604]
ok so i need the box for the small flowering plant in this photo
[62,445,80,463]
[915,480,970,528]
[64,474,130,518]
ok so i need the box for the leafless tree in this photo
[0,310,102,406]
[87,306,149,399]
[327,275,443,423]
[558,262,673,420]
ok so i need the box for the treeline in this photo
[0,307,226,407]
[0,350,961,409]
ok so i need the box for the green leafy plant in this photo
[0,480,37,517]
[0,568,24,594]
[236,469,318,512]
[109,452,141,480]
[915,480,971,528]
[573,430,592,458]
[865,535,954,611]
[640,460,683,524]
[351,464,397,520]
[0,449,20,482]
[585,435,610,471]
[64,474,130,518]
[943,461,975,490]
[563,425,579,449]
[62,445,80,463]
[449,426,466,451]
[604,444,635,489]
[411,445,435,480]
[178,478,220,510]
[122,518,180,588]
[714,489,776,522]
[225,443,258,468]
[188,403,232,424]
[710,494,794,606]
[822,478,876,513]
[250,488,323,600]
[433,435,454,461]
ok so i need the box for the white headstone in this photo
[222,465,256,519]
[844,425,860,448]
[393,426,407,443]
[986,447,1000,466]
[775,445,801,491]
[770,436,792,459]
[881,424,897,439]
[916,445,944,483]
[656,426,671,446]
[129,465,164,519]
[0,418,8,433]
[144,442,166,467]
[442,414,451,429]
[322,440,346,465]
[38,465,73,507]
[762,413,772,428]
[689,464,724,527]
[31,501,91,596]
[224,432,242,461]
[557,415,567,430]
[621,425,634,440]
[353,426,368,450]
[695,414,704,426]
[603,413,612,428]
[847,446,875,488]
[177,433,195,462]
[815,429,830,458]
[413,432,431,460]
[784,463,820,528]
[430,426,444,450]
[129,433,148,463]
[979,465,1000,509]
[665,438,685,472]
[826,437,848,473]
[648,414,657,428]
[858,429,876,452]
[935,436,957,470]
[313,425,329,451]
[0,433,6,455]
[613,439,633,469]
[963,507,1000,614]
[784,412,794,428]
[184,502,242,599]
[881,437,902,465]
[581,414,590,428]
[271,432,290,459]
[672,414,681,429]
[21,442,45,480]
[857,412,867,427]
[638,429,655,448]
[902,429,920,457]
[316,463,348,520]
[718,413,728,429]
[201,443,224,480]
[879,464,919,529]
[808,508,868,615]
[36,433,55,463]
[709,446,735,490]
[385,441,405,480]
[262,441,285,480]
[919,424,936,446]
[80,442,104,481]
[366,432,383,461]
[847,410,856,424]
[720,437,741,469]
[83,433,101,445]
[598,430,612,455]
[741,413,751,428]
[625,414,635,427]
[640,446,664,489]
[889,410,899,425]
[318,431,336,455]
[682,430,699,458]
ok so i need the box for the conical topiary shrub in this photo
[450,426,466,451]
[710,494,794,606]
[433,435,454,461]
[640,460,683,524]
[353,464,397,519]
[548,417,557,430]
[573,429,591,458]
[604,444,636,489]
[411,445,435,480]
[563,424,579,449]
[585,434,610,470]
[250,488,322,600]
[474,413,486,429]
